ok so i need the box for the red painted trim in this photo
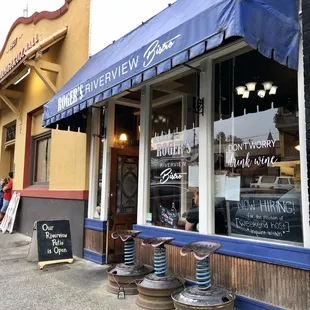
[0,0,72,58]
[23,113,32,188]
[19,188,88,200]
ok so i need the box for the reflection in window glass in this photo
[214,50,303,244]
[148,80,199,231]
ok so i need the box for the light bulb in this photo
[257,90,266,98]
[119,133,127,141]
[242,90,249,99]
[262,81,273,91]
[270,85,278,95]
[245,82,257,92]
[235,86,246,96]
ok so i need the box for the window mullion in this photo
[199,59,214,235]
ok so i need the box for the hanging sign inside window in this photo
[159,205,179,227]
[225,176,241,201]
[227,193,303,243]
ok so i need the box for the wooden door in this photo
[106,147,139,264]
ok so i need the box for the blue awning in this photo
[43,0,300,127]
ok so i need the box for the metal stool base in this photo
[136,273,183,310]
[172,285,235,310]
[107,263,153,295]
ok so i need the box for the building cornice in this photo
[0,0,72,58]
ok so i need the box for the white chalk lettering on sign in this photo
[45,232,68,239]
[54,247,68,255]
[235,218,291,233]
[237,199,296,214]
[159,168,187,184]
[42,223,54,231]
[42,223,69,256]
[52,239,64,246]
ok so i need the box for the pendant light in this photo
[262,81,273,91]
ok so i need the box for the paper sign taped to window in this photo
[225,176,241,201]
[215,175,226,198]
[188,165,199,187]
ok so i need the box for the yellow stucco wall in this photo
[31,111,48,136]
[0,107,16,178]
[49,129,87,190]
[0,0,90,191]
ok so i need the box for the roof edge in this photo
[0,0,72,59]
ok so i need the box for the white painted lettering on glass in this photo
[159,168,187,184]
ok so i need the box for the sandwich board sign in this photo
[0,192,20,234]
[36,220,73,269]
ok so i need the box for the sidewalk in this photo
[0,232,141,310]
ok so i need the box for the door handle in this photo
[108,215,114,229]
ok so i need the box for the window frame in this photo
[5,121,16,144]
[31,130,51,186]
[203,45,309,247]
[133,39,309,248]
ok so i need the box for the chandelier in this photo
[235,81,278,99]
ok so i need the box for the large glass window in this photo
[214,50,302,244]
[148,73,200,231]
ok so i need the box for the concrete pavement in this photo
[0,232,141,310]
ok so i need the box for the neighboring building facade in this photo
[0,0,90,256]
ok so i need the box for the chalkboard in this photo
[37,220,73,267]
[227,190,303,244]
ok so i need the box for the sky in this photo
[0,0,64,49]
[0,0,176,55]
[214,108,280,143]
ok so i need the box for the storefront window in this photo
[148,75,199,231]
[214,50,303,244]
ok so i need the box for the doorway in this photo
[106,104,140,264]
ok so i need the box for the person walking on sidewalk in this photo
[0,172,13,221]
